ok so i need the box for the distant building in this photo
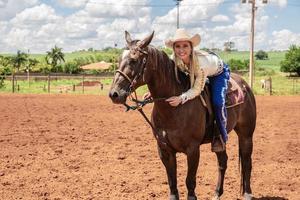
[80,61,112,70]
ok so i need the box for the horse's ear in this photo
[125,30,132,47]
[139,31,154,49]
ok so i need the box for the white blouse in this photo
[179,50,224,103]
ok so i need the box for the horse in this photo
[109,31,256,200]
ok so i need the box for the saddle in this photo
[201,77,246,143]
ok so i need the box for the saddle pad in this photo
[226,78,245,108]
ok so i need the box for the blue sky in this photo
[0,0,299,53]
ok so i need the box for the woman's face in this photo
[174,41,192,64]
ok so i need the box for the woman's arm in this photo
[166,68,206,106]
[180,67,206,104]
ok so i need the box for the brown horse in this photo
[109,31,256,200]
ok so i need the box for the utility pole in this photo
[241,0,268,88]
[174,0,183,28]
[249,0,256,89]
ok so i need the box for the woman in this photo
[145,28,230,151]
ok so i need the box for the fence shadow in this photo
[253,197,288,200]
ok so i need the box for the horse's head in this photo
[109,31,154,104]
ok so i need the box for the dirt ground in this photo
[0,94,299,200]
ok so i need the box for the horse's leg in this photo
[186,146,200,200]
[212,150,228,200]
[158,146,179,200]
[235,127,254,200]
[239,135,253,199]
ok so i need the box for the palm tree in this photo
[46,46,65,72]
[10,50,28,92]
[10,50,28,72]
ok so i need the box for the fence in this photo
[1,73,299,95]
[258,76,299,95]
[2,73,114,95]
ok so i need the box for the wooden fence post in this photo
[47,74,50,93]
[82,74,85,94]
[269,76,272,95]
[12,74,15,93]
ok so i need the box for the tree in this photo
[255,50,268,60]
[46,46,65,72]
[224,41,235,52]
[227,58,249,71]
[280,45,300,76]
[0,55,12,73]
[10,50,28,72]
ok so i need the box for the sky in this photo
[0,0,299,53]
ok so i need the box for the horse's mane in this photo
[146,45,190,93]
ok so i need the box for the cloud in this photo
[85,0,151,18]
[211,14,229,22]
[270,0,287,8]
[0,0,297,53]
[0,0,8,8]
[10,4,60,27]
[269,29,300,50]
[56,0,88,9]
[0,0,39,20]
[152,0,224,46]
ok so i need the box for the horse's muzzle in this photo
[109,88,127,104]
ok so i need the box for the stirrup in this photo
[211,135,226,152]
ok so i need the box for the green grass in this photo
[1,50,299,95]
[0,77,150,96]
[218,51,286,71]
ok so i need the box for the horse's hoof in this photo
[212,194,220,200]
[244,193,253,200]
[170,194,179,200]
[187,196,197,200]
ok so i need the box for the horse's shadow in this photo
[253,197,288,200]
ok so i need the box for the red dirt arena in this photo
[0,94,299,200]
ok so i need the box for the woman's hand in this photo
[143,92,152,100]
[166,96,182,107]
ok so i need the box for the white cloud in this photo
[85,0,151,18]
[270,0,287,8]
[56,0,88,8]
[0,0,8,8]
[0,0,297,53]
[0,0,39,20]
[211,14,229,22]
[10,4,60,27]
[269,29,300,50]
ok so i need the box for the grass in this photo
[0,77,149,96]
[1,50,299,95]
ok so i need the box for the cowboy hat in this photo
[165,28,201,48]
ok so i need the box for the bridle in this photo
[114,48,173,150]
[116,56,147,94]
[115,47,148,104]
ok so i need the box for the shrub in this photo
[227,59,249,71]
[280,45,300,76]
[63,61,82,74]
[255,50,268,60]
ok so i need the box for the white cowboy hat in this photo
[165,28,201,48]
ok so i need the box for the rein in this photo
[115,47,174,151]
[124,95,172,150]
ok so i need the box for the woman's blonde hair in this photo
[173,43,199,87]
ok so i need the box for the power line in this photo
[87,0,237,7]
